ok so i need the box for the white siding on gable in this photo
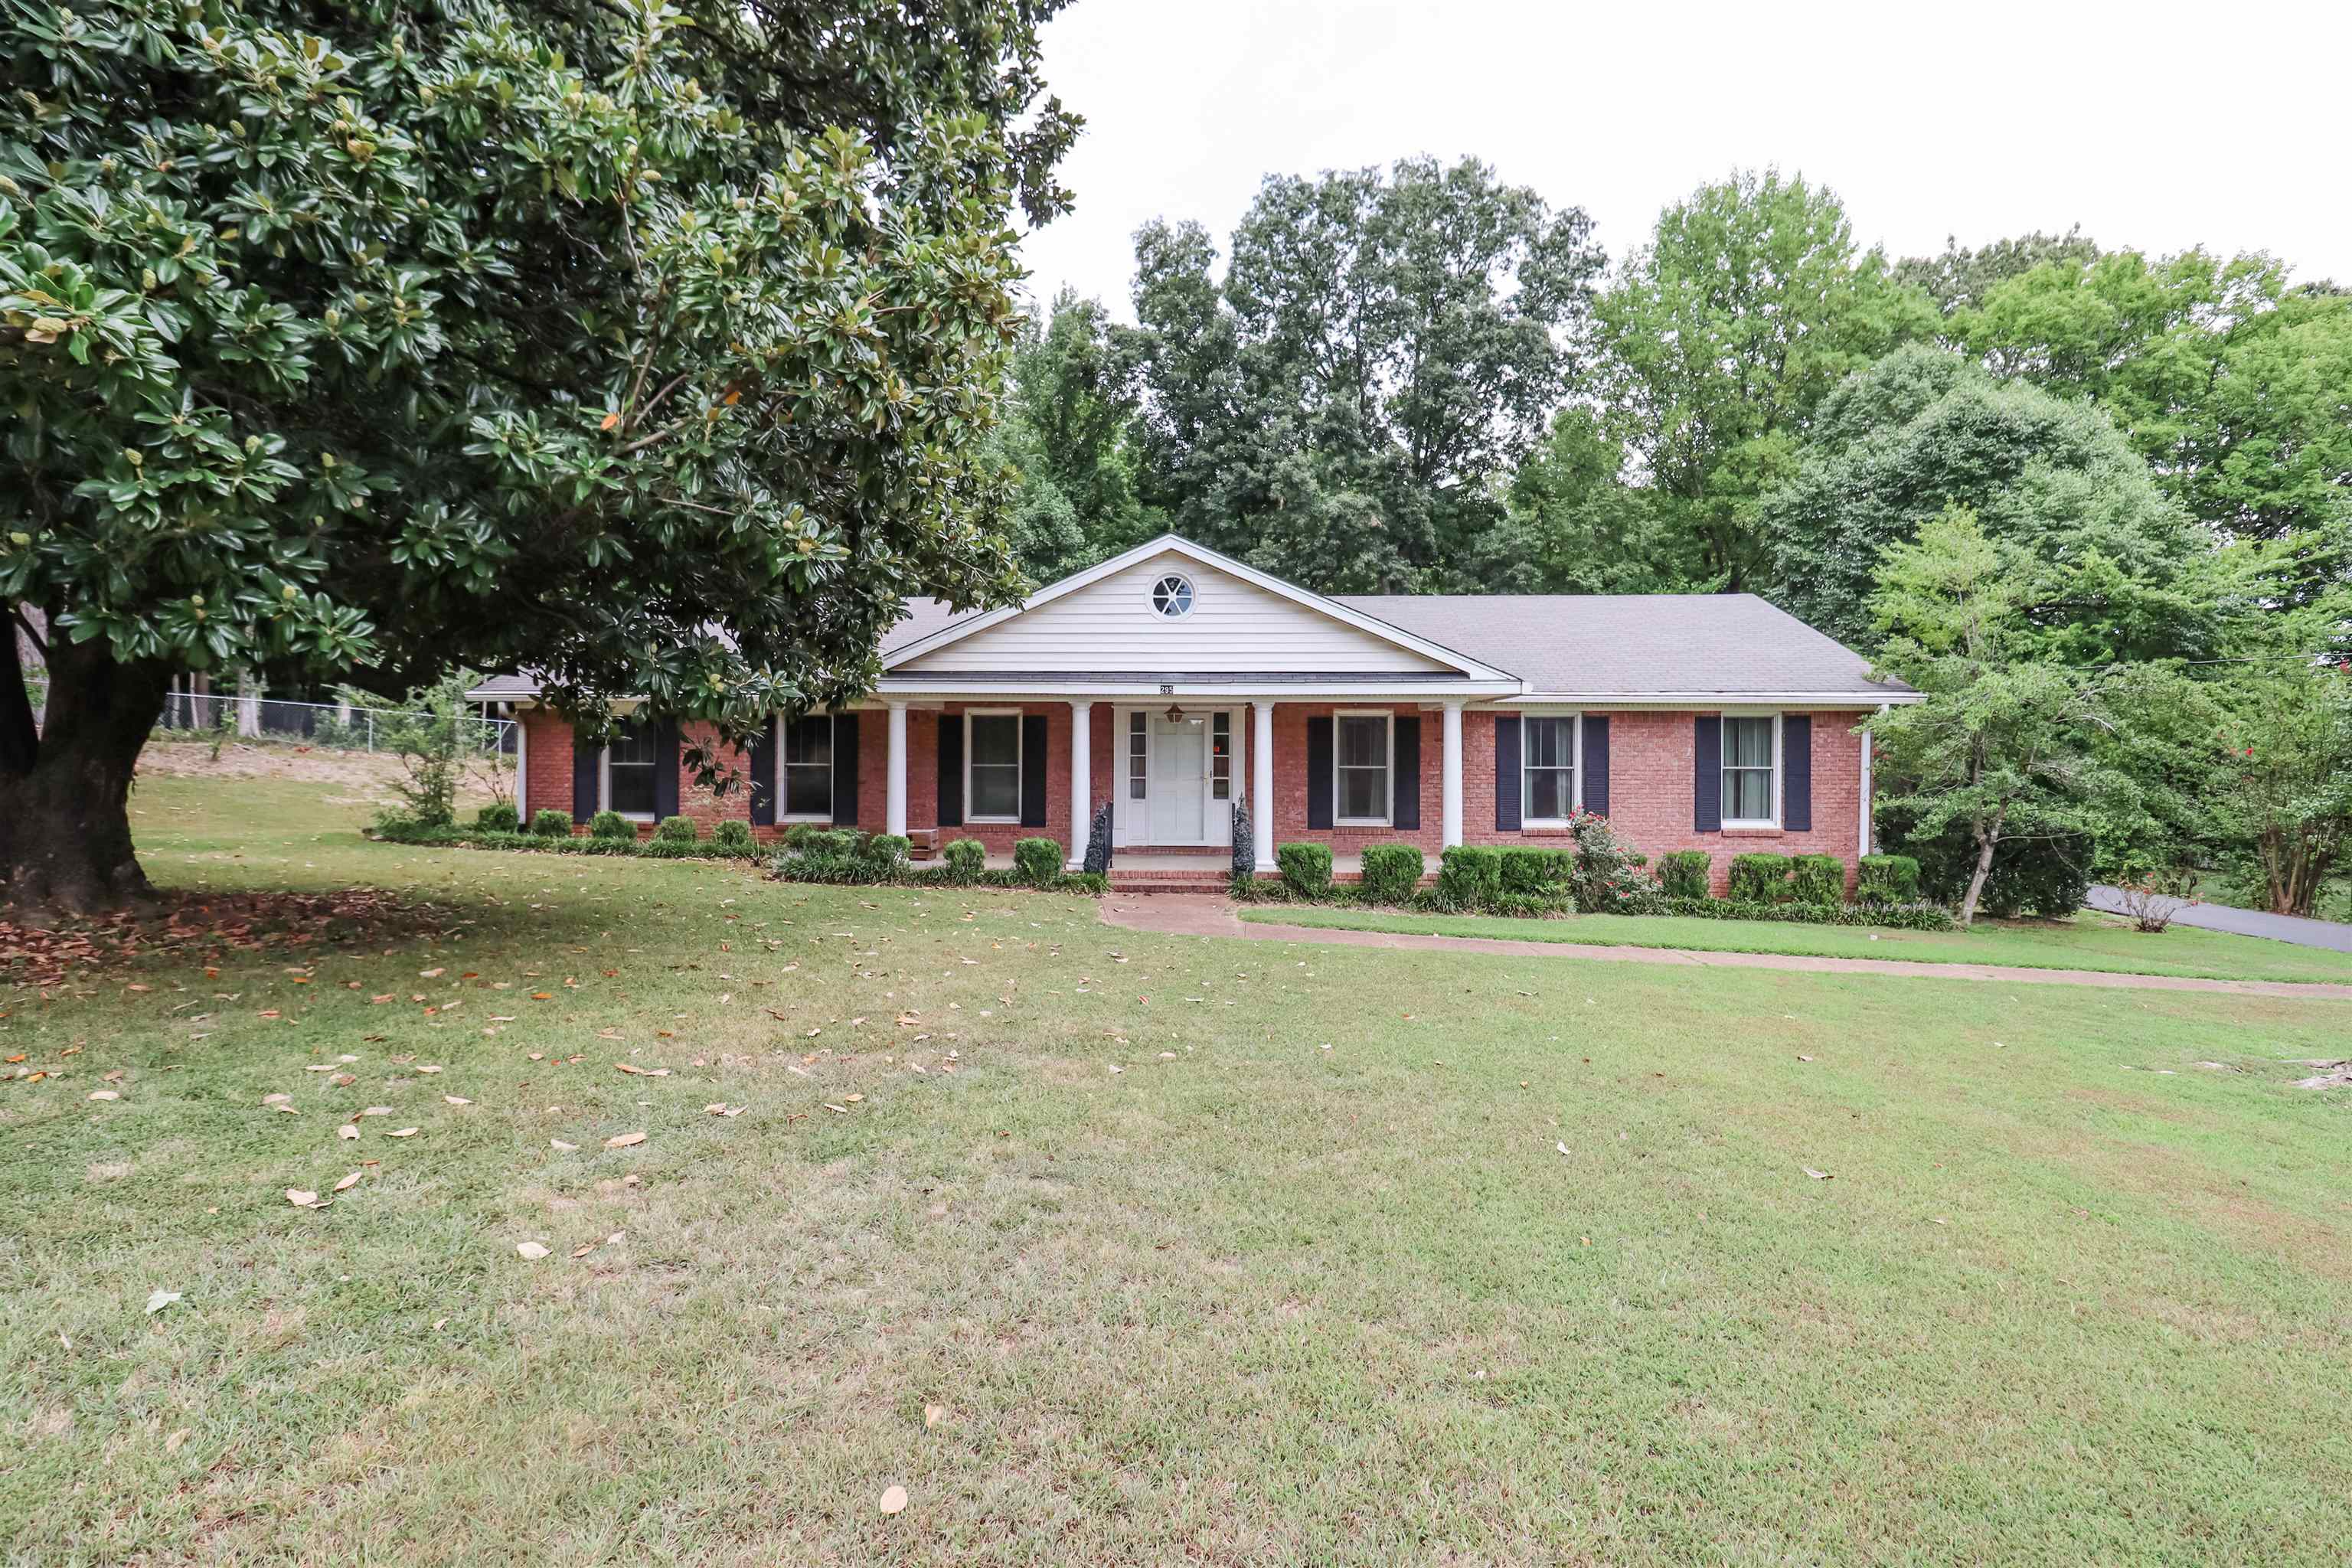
[896,551,1453,674]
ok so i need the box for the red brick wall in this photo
[521,702,1870,884]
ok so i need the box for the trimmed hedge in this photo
[711,821,754,851]
[529,808,572,838]
[474,802,520,834]
[373,820,763,861]
[942,838,986,883]
[1013,837,1063,887]
[1789,853,1845,906]
[1657,896,1955,932]
[1499,845,1573,897]
[655,815,699,843]
[589,809,635,841]
[1357,844,1424,905]
[1436,844,1501,910]
[1857,854,1922,905]
[1726,852,1791,903]
[1655,849,1710,900]
[1277,841,1334,898]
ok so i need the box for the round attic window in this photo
[1150,573,1195,618]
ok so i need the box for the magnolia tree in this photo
[0,0,1077,910]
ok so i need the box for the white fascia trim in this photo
[879,533,1517,681]
[1501,691,1922,708]
[878,678,1522,701]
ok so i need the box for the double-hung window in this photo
[1334,713,1391,825]
[779,715,832,819]
[966,712,1022,822]
[1720,715,1777,825]
[1522,715,1577,824]
[604,720,659,818]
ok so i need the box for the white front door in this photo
[1148,712,1207,843]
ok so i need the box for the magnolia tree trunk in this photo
[0,632,171,916]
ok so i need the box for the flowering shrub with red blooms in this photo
[1566,808,1659,913]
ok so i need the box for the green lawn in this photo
[6,763,2351,1563]
[1241,903,2352,984]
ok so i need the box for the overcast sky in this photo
[1016,0,2350,318]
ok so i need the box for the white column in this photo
[885,701,908,836]
[1068,700,1093,869]
[1859,709,1878,859]
[514,710,528,822]
[1251,700,1276,872]
[1440,700,1464,849]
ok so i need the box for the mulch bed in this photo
[1,889,456,990]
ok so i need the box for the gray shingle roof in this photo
[1331,593,1910,699]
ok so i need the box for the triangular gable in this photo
[886,536,1513,679]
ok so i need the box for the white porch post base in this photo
[1251,700,1276,873]
[884,701,908,837]
[1440,700,1464,849]
[1068,700,1093,869]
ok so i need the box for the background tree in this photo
[1761,345,2214,660]
[1498,407,1686,593]
[1125,156,1605,591]
[0,0,1077,910]
[989,289,1150,580]
[1896,227,2101,317]
[1866,510,2131,926]
[1592,169,1938,589]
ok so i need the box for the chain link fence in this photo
[154,691,517,756]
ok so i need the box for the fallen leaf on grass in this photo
[338,1124,359,1141]
[879,1485,908,1516]
[823,1103,849,1114]
[286,1188,320,1208]
[1803,1168,1831,1181]
[385,1127,419,1138]
[604,1132,646,1149]
[1556,1141,1570,1155]
[333,1171,363,1192]
[444,1096,472,1106]
[89,1090,119,1102]
[923,1404,943,1429]
[550,1139,579,1152]
[262,1093,291,1106]
[515,1242,550,1260]
[145,1289,181,1315]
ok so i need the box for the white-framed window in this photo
[965,709,1022,822]
[1522,714,1579,824]
[602,719,658,819]
[1210,710,1232,801]
[1721,714,1779,827]
[1334,710,1391,826]
[778,714,832,820]
[1127,710,1147,800]
[1150,573,1194,617]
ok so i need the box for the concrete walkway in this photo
[2086,885,2352,954]
[1100,895,2352,1000]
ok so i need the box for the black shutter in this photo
[1581,714,1610,818]
[1782,714,1811,832]
[1392,715,1420,830]
[571,730,599,824]
[748,718,777,826]
[1019,714,1048,826]
[1305,717,1334,829]
[1694,715,1722,833]
[652,719,681,819]
[1494,715,1521,832]
[936,714,962,828]
[832,714,861,825]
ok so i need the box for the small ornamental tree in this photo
[0,0,1078,910]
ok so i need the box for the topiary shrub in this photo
[1857,853,1922,906]
[1357,844,1424,905]
[655,815,699,843]
[861,833,912,877]
[1013,837,1063,887]
[474,802,520,834]
[590,809,635,841]
[782,822,828,850]
[1789,853,1845,906]
[1726,852,1791,903]
[1436,844,1501,910]
[942,838,986,883]
[1655,849,1710,900]
[1276,841,1334,898]
[1230,800,1254,879]
[1498,845,1573,897]
[1082,801,1114,876]
[530,808,573,838]
[710,820,755,854]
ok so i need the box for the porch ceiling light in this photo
[1164,703,1186,725]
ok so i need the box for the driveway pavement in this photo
[2086,887,2352,954]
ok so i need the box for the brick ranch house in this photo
[469,535,1919,894]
